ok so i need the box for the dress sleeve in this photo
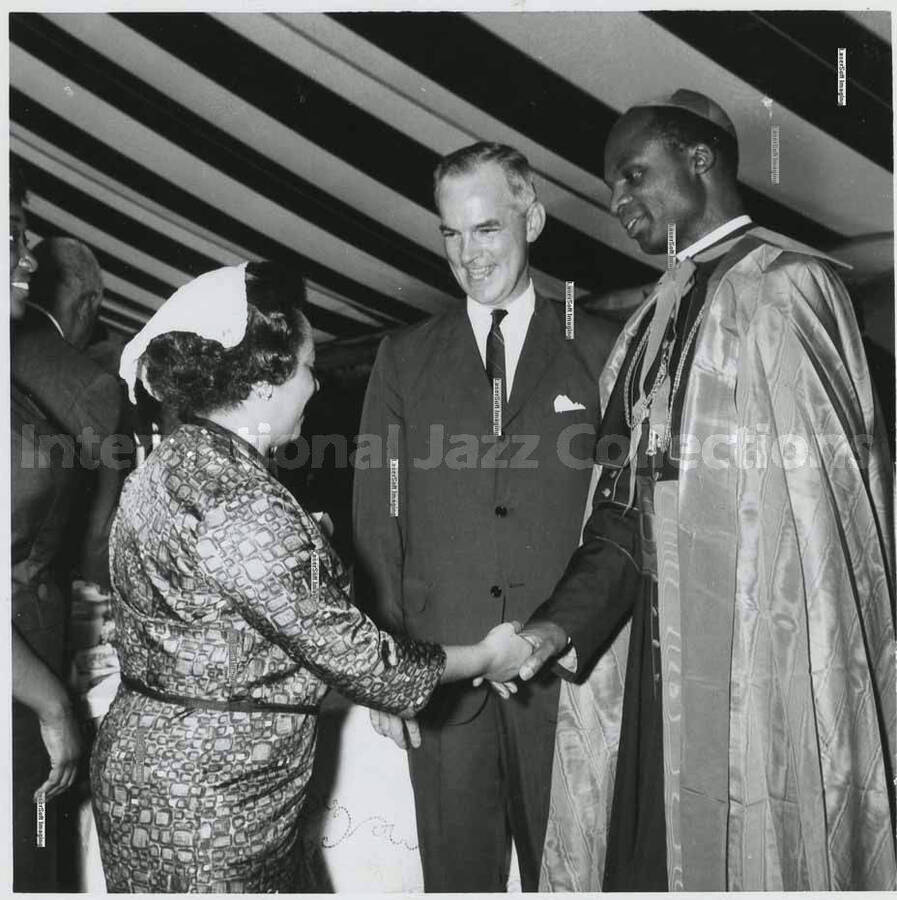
[196,483,445,717]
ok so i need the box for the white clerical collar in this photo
[466,279,535,323]
[26,302,66,340]
[677,215,753,261]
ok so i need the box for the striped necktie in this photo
[485,308,508,393]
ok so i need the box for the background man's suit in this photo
[353,293,616,890]
[13,307,125,586]
[11,308,123,890]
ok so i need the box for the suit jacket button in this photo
[490,585,502,598]
[494,505,508,517]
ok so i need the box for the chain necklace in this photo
[624,303,707,440]
[668,305,706,414]
[624,328,668,429]
[623,330,647,429]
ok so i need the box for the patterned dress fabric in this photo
[90,420,445,892]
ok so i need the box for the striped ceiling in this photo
[10,11,892,344]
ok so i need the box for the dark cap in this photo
[628,89,737,140]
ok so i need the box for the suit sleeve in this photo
[352,336,407,633]
[79,373,127,588]
[78,371,125,462]
[528,464,643,681]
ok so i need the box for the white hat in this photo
[119,262,248,403]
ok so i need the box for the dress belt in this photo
[121,675,319,715]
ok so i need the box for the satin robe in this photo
[540,230,896,891]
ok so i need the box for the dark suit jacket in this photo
[12,308,125,591]
[353,294,617,722]
[11,384,79,672]
[13,308,122,443]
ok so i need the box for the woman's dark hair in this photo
[142,261,311,417]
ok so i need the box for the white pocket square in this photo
[554,394,586,413]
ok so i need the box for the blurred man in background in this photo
[10,165,83,892]
[14,237,125,587]
[11,220,124,890]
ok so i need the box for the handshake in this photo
[370,619,569,750]
[472,619,569,698]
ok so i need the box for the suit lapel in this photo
[504,295,563,428]
[440,308,492,411]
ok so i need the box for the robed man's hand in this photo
[517,620,569,681]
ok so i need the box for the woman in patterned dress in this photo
[90,262,528,892]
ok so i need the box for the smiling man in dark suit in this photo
[352,142,617,892]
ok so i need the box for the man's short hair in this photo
[31,238,102,310]
[641,107,739,177]
[433,142,537,211]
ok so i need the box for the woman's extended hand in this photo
[478,621,534,686]
[439,622,534,689]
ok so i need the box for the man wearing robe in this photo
[513,90,895,891]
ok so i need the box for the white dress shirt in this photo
[676,214,752,261]
[466,280,536,400]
